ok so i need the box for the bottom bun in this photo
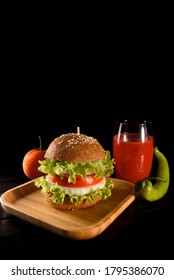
[45,193,100,210]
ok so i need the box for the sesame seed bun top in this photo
[45,133,106,162]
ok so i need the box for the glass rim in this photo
[115,119,153,125]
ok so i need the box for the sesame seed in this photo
[56,133,102,148]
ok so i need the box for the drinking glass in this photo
[113,120,154,184]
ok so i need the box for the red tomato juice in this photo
[113,134,154,184]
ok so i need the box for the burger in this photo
[34,132,115,210]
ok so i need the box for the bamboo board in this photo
[0,178,136,240]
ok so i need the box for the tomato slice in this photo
[48,174,104,187]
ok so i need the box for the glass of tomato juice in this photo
[113,120,154,184]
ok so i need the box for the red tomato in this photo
[48,174,104,187]
[22,149,46,179]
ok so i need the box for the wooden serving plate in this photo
[0,178,136,240]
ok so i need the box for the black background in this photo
[0,10,174,263]
[1,18,173,182]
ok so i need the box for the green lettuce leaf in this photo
[35,176,114,205]
[37,150,115,183]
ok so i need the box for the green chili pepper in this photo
[135,146,170,202]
